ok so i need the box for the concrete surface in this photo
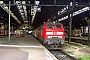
[0,35,58,60]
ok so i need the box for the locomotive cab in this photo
[43,22,65,49]
[35,22,65,50]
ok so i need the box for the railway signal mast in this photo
[68,1,75,43]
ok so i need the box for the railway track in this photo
[50,50,78,60]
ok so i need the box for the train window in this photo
[56,24,62,28]
[47,24,54,29]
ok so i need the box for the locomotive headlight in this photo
[58,36,62,38]
[48,36,52,38]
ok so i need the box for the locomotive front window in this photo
[47,24,54,29]
[56,24,62,28]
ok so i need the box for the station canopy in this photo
[0,0,89,29]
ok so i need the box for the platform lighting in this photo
[16,1,27,22]
[53,22,55,24]
[76,2,78,6]
[58,7,89,21]
[19,9,23,12]
[70,2,73,6]
[31,6,37,24]
[22,1,25,4]
[58,5,68,15]
[23,27,25,29]
[37,7,41,11]
[73,7,89,16]
[16,1,21,5]
[0,1,21,24]
[0,1,3,4]
[58,2,78,16]
[28,1,30,4]
[35,1,40,5]
[24,21,28,23]
[31,1,40,24]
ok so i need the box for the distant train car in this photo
[0,30,8,36]
[34,22,65,50]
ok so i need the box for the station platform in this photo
[0,35,58,60]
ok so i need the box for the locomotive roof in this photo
[45,21,62,24]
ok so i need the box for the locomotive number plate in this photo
[48,36,62,38]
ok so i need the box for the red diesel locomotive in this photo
[34,22,65,49]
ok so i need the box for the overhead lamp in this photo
[66,5,68,9]
[58,11,60,15]
[58,5,68,15]
[28,1,30,4]
[16,1,27,22]
[10,13,14,16]
[37,7,41,12]
[76,2,78,6]
[53,22,55,24]
[15,17,17,20]
[73,7,89,16]
[17,5,22,9]
[70,2,73,6]
[0,1,4,4]
[4,6,8,10]
[16,1,21,4]
[24,21,28,23]
[19,9,23,12]
[35,1,40,5]
[24,10,26,12]
[22,1,25,4]
[58,7,89,21]
[0,1,21,24]
[23,5,26,9]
